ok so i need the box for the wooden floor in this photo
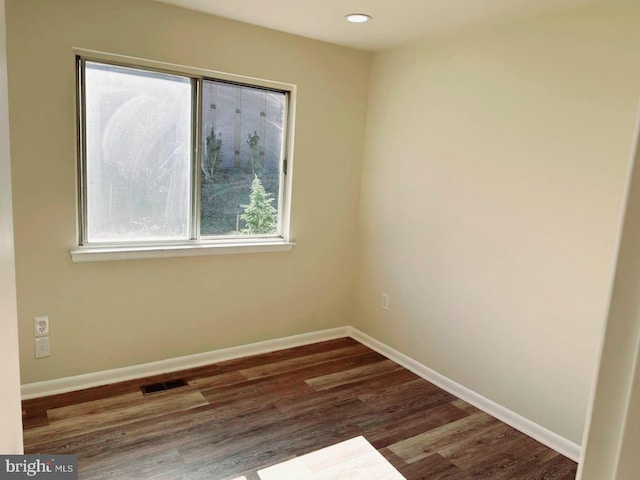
[22,338,577,479]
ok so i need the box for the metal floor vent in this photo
[140,379,187,394]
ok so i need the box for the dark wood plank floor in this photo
[22,338,577,479]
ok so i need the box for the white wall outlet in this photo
[34,316,49,337]
[381,292,390,310]
[35,337,50,358]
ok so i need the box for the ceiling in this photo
[156,0,599,51]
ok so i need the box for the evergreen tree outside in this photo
[247,131,261,174]
[240,175,277,234]
[203,128,222,179]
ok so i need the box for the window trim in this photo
[70,240,295,263]
[72,49,296,261]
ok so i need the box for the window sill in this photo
[70,241,295,263]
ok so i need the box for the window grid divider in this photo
[191,77,203,241]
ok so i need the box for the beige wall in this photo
[0,0,23,453]
[6,0,370,384]
[356,0,640,444]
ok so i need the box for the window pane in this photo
[200,80,285,236]
[84,62,192,243]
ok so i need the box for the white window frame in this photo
[70,49,295,262]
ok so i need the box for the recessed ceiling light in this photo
[345,13,372,24]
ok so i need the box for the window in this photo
[74,55,293,261]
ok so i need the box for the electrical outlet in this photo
[34,316,49,337]
[381,293,390,310]
[35,337,50,358]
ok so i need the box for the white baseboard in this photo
[21,324,581,462]
[21,326,350,400]
[347,326,582,462]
